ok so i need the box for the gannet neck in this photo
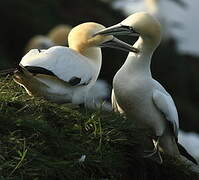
[133,35,160,55]
[81,47,102,65]
[124,37,154,76]
[124,51,152,77]
[78,47,102,84]
[71,45,102,65]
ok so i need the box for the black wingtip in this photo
[177,142,198,165]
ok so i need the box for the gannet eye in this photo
[127,26,136,32]
[121,24,135,32]
[127,26,139,35]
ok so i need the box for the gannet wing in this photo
[152,89,179,138]
[20,46,95,86]
[22,49,45,59]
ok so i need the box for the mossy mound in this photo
[0,77,199,180]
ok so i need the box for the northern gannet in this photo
[46,24,112,110]
[24,24,72,53]
[47,24,72,46]
[94,12,197,164]
[24,35,55,53]
[22,24,111,110]
[14,22,136,104]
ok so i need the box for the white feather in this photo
[21,46,96,85]
[153,89,179,137]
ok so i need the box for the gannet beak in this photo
[99,37,138,53]
[94,24,139,37]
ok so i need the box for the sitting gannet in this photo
[94,12,197,164]
[24,35,55,53]
[24,24,72,53]
[14,22,136,104]
[22,24,111,110]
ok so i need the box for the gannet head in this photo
[121,12,161,41]
[68,22,135,53]
[94,12,162,51]
[48,24,72,46]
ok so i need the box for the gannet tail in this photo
[16,64,29,73]
[14,64,49,96]
[177,142,198,165]
[15,64,37,78]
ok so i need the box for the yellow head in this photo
[68,22,111,52]
[68,22,135,54]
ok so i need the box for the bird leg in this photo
[143,137,163,164]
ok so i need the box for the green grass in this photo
[0,76,199,180]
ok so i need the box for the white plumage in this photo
[152,88,179,137]
[21,47,96,86]
[18,47,98,104]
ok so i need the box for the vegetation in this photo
[0,76,199,180]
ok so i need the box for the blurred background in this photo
[0,0,199,142]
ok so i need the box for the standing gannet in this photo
[94,12,197,164]
[14,22,136,104]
